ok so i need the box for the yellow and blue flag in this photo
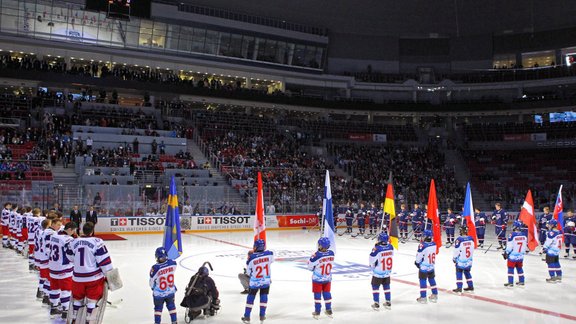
[163,176,182,260]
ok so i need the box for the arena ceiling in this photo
[178,0,576,37]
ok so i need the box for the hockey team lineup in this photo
[1,172,576,323]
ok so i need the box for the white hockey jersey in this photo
[48,233,75,279]
[66,237,113,282]
[38,228,58,269]
[1,208,9,226]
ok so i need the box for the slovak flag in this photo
[322,170,336,253]
[462,183,478,248]
[553,185,564,235]
[253,172,266,242]
[518,190,539,251]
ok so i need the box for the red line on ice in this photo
[393,278,576,321]
[190,234,576,321]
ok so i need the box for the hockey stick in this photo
[106,298,124,308]
[483,243,494,254]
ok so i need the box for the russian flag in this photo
[553,185,564,236]
[462,183,478,248]
[322,170,336,253]
[163,176,182,260]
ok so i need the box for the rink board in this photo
[93,214,321,234]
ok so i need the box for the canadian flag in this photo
[253,172,266,242]
[518,190,539,251]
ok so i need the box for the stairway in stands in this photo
[51,164,82,210]
[442,148,491,211]
[185,138,252,212]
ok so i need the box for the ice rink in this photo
[1,228,576,324]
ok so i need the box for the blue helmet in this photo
[318,237,331,250]
[254,239,266,252]
[423,230,433,238]
[547,219,558,227]
[155,247,167,261]
[378,232,389,244]
[513,220,523,229]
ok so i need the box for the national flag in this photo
[254,172,266,242]
[322,170,336,252]
[427,179,442,253]
[462,183,478,248]
[518,190,539,251]
[553,185,564,234]
[383,182,399,250]
[163,176,182,260]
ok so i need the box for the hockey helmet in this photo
[318,237,331,250]
[198,266,209,277]
[547,219,558,227]
[423,230,433,238]
[155,247,168,261]
[254,239,266,252]
[377,232,389,244]
[513,220,523,230]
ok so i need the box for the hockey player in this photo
[15,207,24,254]
[411,203,424,241]
[503,221,527,287]
[35,218,51,302]
[242,239,274,324]
[398,204,409,241]
[149,247,177,324]
[474,208,486,248]
[48,221,77,319]
[538,207,554,245]
[67,222,114,323]
[44,217,63,314]
[357,203,367,235]
[444,208,456,246]
[542,219,562,283]
[491,203,509,249]
[1,202,11,248]
[415,230,438,303]
[369,232,393,310]
[453,226,475,294]
[39,215,60,306]
[8,204,18,248]
[368,203,379,235]
[26,208,40,270]
[563,210,576,258]
[344,203,354,234]
[308,237,335,319]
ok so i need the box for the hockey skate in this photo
[312,311,320,319]
[554,276,562,283]
[564,253,570,258]
[463,287,474,293]
[259,315,266,323]
[504,283,514,288]
[545,277,557,283]
[324,309,333,318]
[416,297,427,304]
[42,295,50,306]
[383,301,391,310]
[50,306,62,318]
[371,302,379,311]
[515,282,525,287]
[428,294,438,303]
[452,288,463,295]
[36,288,43,299]
[573,255,576,259]
[241,316,251,323]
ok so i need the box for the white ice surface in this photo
[1,228,575,324]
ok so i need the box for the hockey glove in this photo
[414,261,420,269]
[502,252,508,260]
[452,258,457,264]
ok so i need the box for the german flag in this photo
[383,183,399,250]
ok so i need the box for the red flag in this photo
[253,172,266,242]
[427,179,442,253]
[518,190,538,251]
